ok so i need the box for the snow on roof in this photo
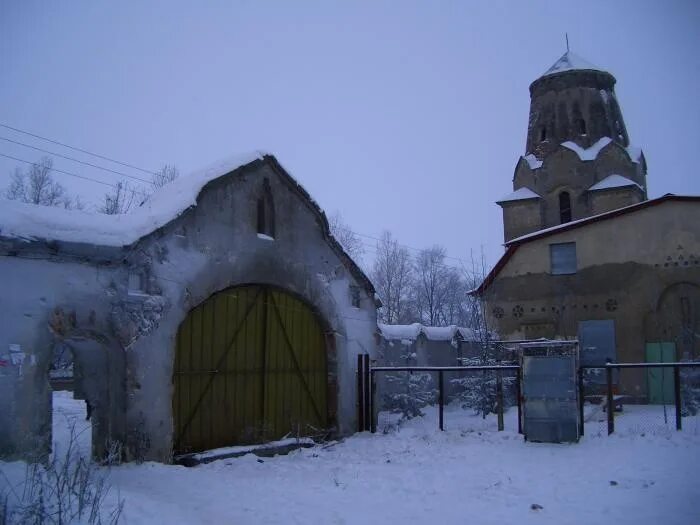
[497,187,541,203]
[523,154,543,170]
[542,51,604,77]
[378,323,476,342]
[626,145,643,164]
[0,152,266,246]
[560,137,642,164]
[589,174,643,192]
[561,137,612,161]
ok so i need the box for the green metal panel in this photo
[173,285,328,455]
[646,342,676,404]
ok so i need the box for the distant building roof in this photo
[541,51,605,78]
[378,323,477,343]
[589,174,643,192]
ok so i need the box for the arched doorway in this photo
[173,284,329,455]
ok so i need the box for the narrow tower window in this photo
[256,178,275,238]
[559,191,572,224]
[540,127,547,142]
[577,118,587,135]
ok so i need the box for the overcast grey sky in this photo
[2,1,699,269]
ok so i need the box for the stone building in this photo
[499,51,648,242]
[475,51,700,402]
[0,153,378,462]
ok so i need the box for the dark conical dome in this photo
[526,51,626,158]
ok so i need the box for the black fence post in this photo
[516,367,522,435]
[496,367,504,432]
[371,369,377,433]
[438,370,444,431]
[357,354,365,432]
[578,366,585,437]
[363,355,371,432]
[606,365,614,435]
[674,365,682,431]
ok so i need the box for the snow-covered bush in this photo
[381,348,436,423]
[383,372,437,421]
[451,354,516,419]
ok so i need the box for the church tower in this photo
[498,51,648,242]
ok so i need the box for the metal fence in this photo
[579,362,700,436]
[357,358,522,434]
[359,355,700,438]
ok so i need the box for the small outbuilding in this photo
[0,153,378,462]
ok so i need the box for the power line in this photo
[0,136,154,186]
[0,153,149,196]
[0,124,470,265]
[0,122,158,176]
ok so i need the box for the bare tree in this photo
[372,231,414,324]
[151,164,179,189]
[440,267,470,326]
[5,157,66,207]
[413,245,451,326]
[99,181,138,215]
[329,211,365,263]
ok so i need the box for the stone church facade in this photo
[0,154,378,462]
[476,52,700,401]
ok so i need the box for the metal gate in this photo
[173,284,328,455]
[521,341,580,443]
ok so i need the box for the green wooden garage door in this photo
[173,284,328,455]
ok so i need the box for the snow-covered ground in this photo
[2,393,699,524]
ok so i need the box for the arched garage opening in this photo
[173,284,331,455]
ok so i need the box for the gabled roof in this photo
[471,194,700,296]
[0,152,267,246]
[589,174,643,192]
[541,51,605,78]
[0,153,378,303]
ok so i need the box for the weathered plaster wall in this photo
[0,256,126,460]
[485,200,700,398]
[0,159,377,462]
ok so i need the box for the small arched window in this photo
[256,178,275,238]
[540,127,547,142]
[577,118,587,135]
[559,191,572,224]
